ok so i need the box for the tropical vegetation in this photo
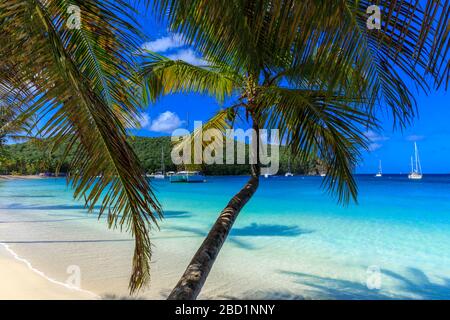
[1,136,323,176]
[0,0,448,299]
[0,0,161,293]
[144,0,449,299]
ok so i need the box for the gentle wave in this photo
[0,241,99,298]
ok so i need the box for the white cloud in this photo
[365,130,389,142]
[406,134,425,142]
[368,143,383,152]
[141,34,206,66]
[138,113,150,128]
[365,130,389,152]
[167,49,205,66]
[141,34,184,53]
[147,111,185,133]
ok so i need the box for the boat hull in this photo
[408,173,423,180]
[170,174,206,183]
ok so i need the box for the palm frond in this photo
[172,109,231,168]
[256,86,375,203]
[0,0,160,293]
[153,0,449,127]
[141,52,242,103]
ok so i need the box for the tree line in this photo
[0,136,325,176]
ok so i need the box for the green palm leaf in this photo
[257,87,375,203]
[0,0,161,293]
[152,0,449,126]
[141,52,242,103]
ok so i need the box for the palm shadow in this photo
[2,203,101,210]
[280,267,450,299]
[168,226,255,250]
[0,195,55,198]
[2,204,191,220]
[231,223,312,237]
[279,270,396,299]
[169,223,310,250]
[382,267,450,299]
[0,217,94,224]
[162,211,192,219]
[216,291,305,300]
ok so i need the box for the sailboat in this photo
[153,146,165,179]
[408,142,423,180]
[375,160,382,177]
[170,171,206,183]
[285,158,294,177]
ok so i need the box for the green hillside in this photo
[0,136,324,175]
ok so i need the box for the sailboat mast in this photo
[379,160,382,174]
[414,142,417,172]
[161,146,165,174]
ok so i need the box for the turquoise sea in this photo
[1,175,450,299]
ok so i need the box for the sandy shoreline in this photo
[0,175,95,299]
[0,244,96,300]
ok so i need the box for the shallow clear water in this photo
[1,175,450,299]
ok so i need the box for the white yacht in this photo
[408,142,423,180]
[170,171,206,183]
[153,171,165,179]
[375,160,382,177]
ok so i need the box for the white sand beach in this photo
[0,244,96,300]
[1,176,450,300]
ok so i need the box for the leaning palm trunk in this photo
[167,169,260,300]
[168,117,261,300]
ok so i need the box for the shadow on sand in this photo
[0,217,94,224]
[169,223,311,250]
[1,203,101,210]
[0,195,56,198]
[216,291,305,300]
[162,211,192,219]
[279,267,450,299]
[231,223,312,237]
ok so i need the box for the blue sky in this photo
[133,8,449,174]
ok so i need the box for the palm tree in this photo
[144,0,449,299]
[0,0,161,293]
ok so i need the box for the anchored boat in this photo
[408,142,423,180]
[285,158,294,177]
[169,171,206,183]
[375,160,382,177]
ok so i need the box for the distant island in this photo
[0,136,325,176]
